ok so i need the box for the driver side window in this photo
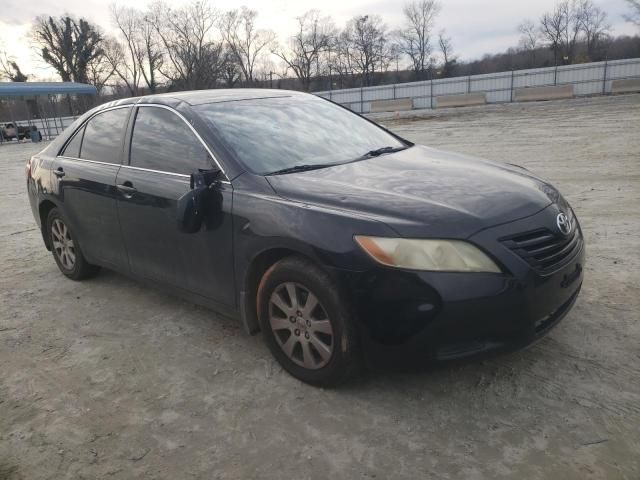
[129,107,210,175]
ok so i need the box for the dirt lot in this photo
[1,94,639,479]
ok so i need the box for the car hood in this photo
[265,145,559,239]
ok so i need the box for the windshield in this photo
[195,95,406,175]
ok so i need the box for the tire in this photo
[46,208,100,280]
[257,255,361,386]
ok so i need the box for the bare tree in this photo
[540,1,584,65]
[31,15,104,83]
[272,10,336,91]
[221,47,241,88]
[328,34,355,87]
[518,19,540,63]
[388,42,402,73]
[149,1,225,90]
[109,5,143,95]
[341,15,390,86]
[110,5,164,94]
[578,0,610,60]
[437,30,456,77]
[623,0,640,28]
[0,45,28,81]
[138,15,163,93]
[396,0,440,79]
[87,39,118,94]
[540,2,568,65]
[220,7,276,84]
[565,1,583,63]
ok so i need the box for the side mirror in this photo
[176,168,221,233]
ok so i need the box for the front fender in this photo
[231,186,396,334]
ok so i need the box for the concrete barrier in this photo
[611,79,640,94]
[369,98,413,113]
[435,93,486,108]
[513,85,574,102]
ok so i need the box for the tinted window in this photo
[62,128,84,158]
[129,107,210,174]
[195,95,405,175]
[80,108,130,164]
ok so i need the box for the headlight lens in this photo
[354,236,501,273]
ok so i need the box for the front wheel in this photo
[46,208,100,280]
[257,255,361,386]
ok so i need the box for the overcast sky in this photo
[0,0,637,80]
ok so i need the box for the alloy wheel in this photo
[51,218,76,270]
[268,282,334,369]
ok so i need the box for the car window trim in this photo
[57,103,230,184]
[120,164,190,178]
[61,123,86,158]
[56,155,191,180]
[57,156,123,168]
[131,104,230,182]
[58,104,132,165]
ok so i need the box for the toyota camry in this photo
[26,89,585,385]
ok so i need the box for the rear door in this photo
[52,106,131,269]
[115,105,235,306]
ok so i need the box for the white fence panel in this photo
[607,58,640,81]
[315,58,640,113]
[396,82,430,99]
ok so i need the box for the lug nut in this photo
[294,329,300,336]
[290,316,296,323]
[304,332,310,339]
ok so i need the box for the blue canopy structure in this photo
[1,82,98,142]
[0,82,97,97]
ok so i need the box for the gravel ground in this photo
[1,94,639,479]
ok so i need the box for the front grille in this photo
[500,226,583,274]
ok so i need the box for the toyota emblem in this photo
[556,212,572,236]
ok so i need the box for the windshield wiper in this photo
[358,145,408,160]
[267,146,409,175]
[267,163,334,176]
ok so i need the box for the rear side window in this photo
[129,107,210,175]
[80,108,130,164]
[62,128,84,158]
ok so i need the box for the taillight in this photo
[26,157,33,180]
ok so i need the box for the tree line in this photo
[1,0,639,94]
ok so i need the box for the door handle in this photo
[117,182,137,197]
[53,168,65,178]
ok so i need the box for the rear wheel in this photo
[257,255,361,386]
[47,208,100,280]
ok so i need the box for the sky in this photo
[0,0,637,80]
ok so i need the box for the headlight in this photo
[354,236,501,273]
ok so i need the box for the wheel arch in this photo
[38,199,59,251]
[240,247,319,335]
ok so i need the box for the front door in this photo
[115,105,235,307]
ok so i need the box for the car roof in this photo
[110,88,305,108]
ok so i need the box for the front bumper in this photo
[345,208,585,363]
